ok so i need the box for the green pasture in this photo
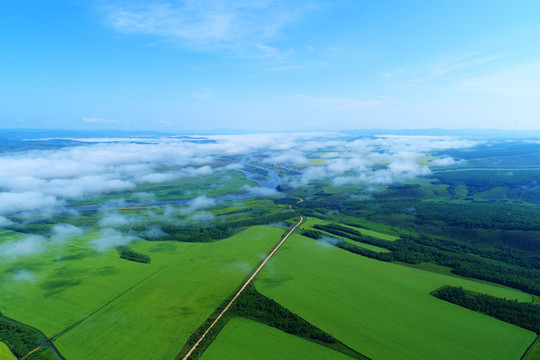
[0,342,15,360]
[201,317,352,360]
[256,233,536,360]
[53,226,282,360]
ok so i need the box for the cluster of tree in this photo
[0,313,60,359]
[307,223,540,296]
[216,208,252,217]
[431,170,540,194]
[136,212,297,243]
[116,246,151,264]
[330,197,540,232]
[413,202,540,231]
[432,286,540,334]
[373,184,427,199]
[231,283,336,343]
[302,229,394,262]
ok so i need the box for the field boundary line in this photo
[182,198,304,360]
[520,335,539,360]
[22,265,167,359]
[51,265,167,340]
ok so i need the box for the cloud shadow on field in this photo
[40,278,83,297]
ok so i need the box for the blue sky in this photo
[1,0,540,131]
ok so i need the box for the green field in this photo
[0,226,283,359]
[0,342,15,360]
[201,317,352,360]
[256,233,536,360]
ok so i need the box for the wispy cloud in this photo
[193,88,214,100]
[426,52,504,79]
[97,0,322,52]
[82,116,130,124]
[292,94,390,111]
[384,51,505,88]
[455,61,540,96]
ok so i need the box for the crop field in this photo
[201,317,353,360]
[53,226,282,359]
[0,232,156,336]
[0,342,15,360]
[255,233,536,360]
[0,225,283,359]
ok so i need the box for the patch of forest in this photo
[116,246,151,263]
[431,170,540,193]
[0,312,62,360]
[432,286,540,334]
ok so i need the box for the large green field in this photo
[0,226,283,359]
[255,233,536,360]
[201,317,353,360]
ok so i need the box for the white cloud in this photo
[183,196,216,213]
[187,211,215,223]
[0,192,64,215]
[286,135,477,188]
[0,133,479,216]
[10,269,38,282]
[82,116,130,124]
[51,223,85,241]
[139,172,179,183]
[90,228,135,252]
[98,0,322,52]
[265,150,308,165]
[193,88,214,100]
[431,156,461,166]
[0,235,47,260]
[0,215,13,227]
[241,185,279,196]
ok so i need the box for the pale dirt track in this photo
[182,198,304,360]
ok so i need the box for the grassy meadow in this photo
[255,233,536,360]
[201,317,353,360]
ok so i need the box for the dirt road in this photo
[182,198,304,360]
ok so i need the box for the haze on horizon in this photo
[1,1,540,131]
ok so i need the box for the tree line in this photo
[432,286,540,334]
